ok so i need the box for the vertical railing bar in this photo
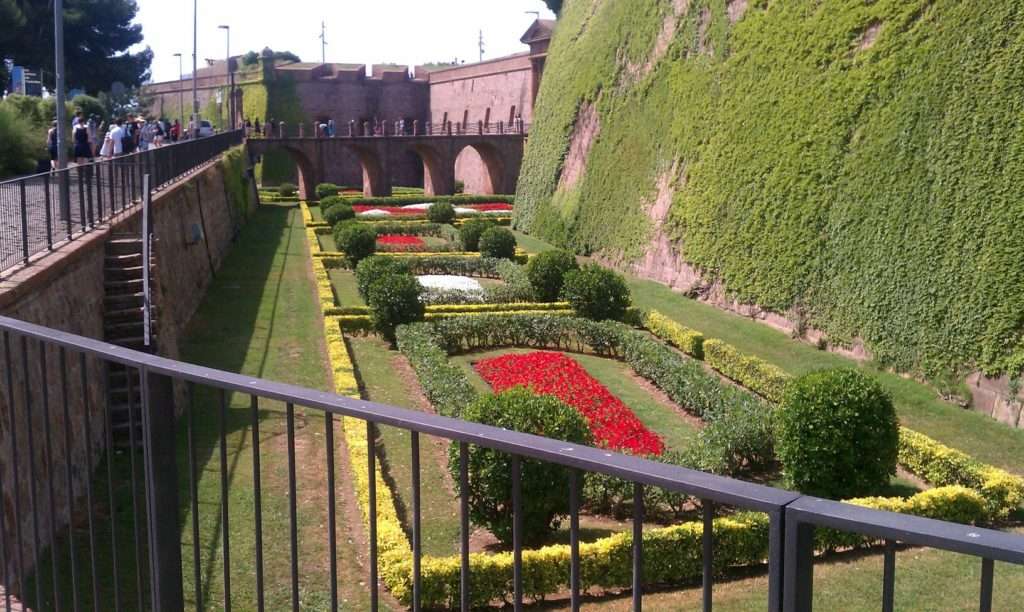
[979,558,994,612]
[324,413,338,612]
[38,341,62,612]
[569,469,581,612]
[1,332,16,612]
[186,383,202,612]
[138,366,160,609]
[459,441,470,612]
[4,332,27,603]
[20,337,45,609]
[19,181,28,264]
[512,455,523,612]
[101,361,121,612]
[411,431,422,612]
[43,174,53,250]
[632,482,644,612]
[65,171,73,239]
[125,369,145,610]
[218,389,232,612]
[882,540,895,612]
[250,395,265,612]
[702,500,714,612]
[78,352,101,610]
[59,348,81,612]
[367,421,379,611]
[286,403,299,612]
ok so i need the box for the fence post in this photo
[782,511,814,612]
[140,369,184,611]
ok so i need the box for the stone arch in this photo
[248,142,320,199]
[345,144,389,197]
[405,143,454,196]
[455,142,507,195]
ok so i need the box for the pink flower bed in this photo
[377,234,426,250]
[474,351,664,456]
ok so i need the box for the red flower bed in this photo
[465,203,513,212]
[474,351,664,455]
[377,234,426,250]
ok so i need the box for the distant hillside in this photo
[515,0,1024,385]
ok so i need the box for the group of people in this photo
[47,112,187,169]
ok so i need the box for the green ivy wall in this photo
[515,0,1024,382]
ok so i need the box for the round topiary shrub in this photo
[323,203,355,225]
[366,272,424,341]
[355,255,411,302]
[277,182,298,197]
[560,264,631,321]
[315,182,340,200]
[775,369,899,499]
[427,201,456,224]
[333,222,377,266]
[526,249,579,302]
[450,387,593,546]
[458,218,495,252]
[320,195,345,210]
[478,227,517,259]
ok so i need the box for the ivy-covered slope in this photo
[515,0,1024,381]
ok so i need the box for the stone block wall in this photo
[0,154,255,598]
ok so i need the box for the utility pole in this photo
[319,21,328,65]
[192,0,200,138]
[54,0,67,169]
[218,25,233,130]
[478,30,485,63]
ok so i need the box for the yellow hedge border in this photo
[298,208,1024,606]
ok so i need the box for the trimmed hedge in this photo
[643,310,704,359]
[478,226,518,259]
[703,339,790,403]
[351,194,514,206]
[316,183,340,200]
[561,264,632,322]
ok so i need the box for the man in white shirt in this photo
[106,119,125,158]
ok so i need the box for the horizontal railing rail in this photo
[0,313,1021,612]
[0,130,244,276]
[250,120,528,139]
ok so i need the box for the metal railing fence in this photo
[0,314,1020,612]
[0,130,244,276]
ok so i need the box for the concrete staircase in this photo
[103,235,157,446]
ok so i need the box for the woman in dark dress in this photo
[73,120,92,163]
[47,122,59,170]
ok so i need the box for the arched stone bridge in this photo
[246,134,525,198]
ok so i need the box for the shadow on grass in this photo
[23,204,294,611]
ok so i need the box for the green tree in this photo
[0,105,41,179]
[6,0,152,93]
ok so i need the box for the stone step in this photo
[104,293,145,306]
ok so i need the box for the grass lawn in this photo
[512,231,1024,474]
[348,336,462,557]
[452,348,699,453]
[177,203,375,611]
[328,269,365,307]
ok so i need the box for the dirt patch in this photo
[557,101,601,192]
[727,0,749,24]
[856,20,883,51]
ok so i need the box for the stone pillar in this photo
[349,120,355,137]
[279,122,286,138]
[412,120,419,136]
[298,122,305,138]
[478,120,484,135]
[498,121,504,135]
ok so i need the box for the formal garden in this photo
[289,184,1024,608]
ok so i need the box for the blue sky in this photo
[135,0,556,83]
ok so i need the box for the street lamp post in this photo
[218,25,234,130]
[173,53,185,134]
[192,0,200,138]
[54,0,67,169]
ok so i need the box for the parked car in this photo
[198,120,215,137]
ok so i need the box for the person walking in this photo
[104,118,125,158]
[47,121,59,170]
[253,117,261,136]
[87,115,99,156]
[170,119,181,142]
[72,117,92,163]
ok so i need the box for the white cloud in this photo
[135,0,555,83]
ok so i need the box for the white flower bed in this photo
[417,275,484,293]
[357,208,392,217]
[403,202,434,210]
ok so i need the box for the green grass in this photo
[513,228,1024,474]
[452,348,699,453]
[328,269,365,307]
[176,203,374,610]
[348,336,462,557]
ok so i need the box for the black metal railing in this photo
[251,120,528,139]
[0,130,244,276]
[0,314,1020,612]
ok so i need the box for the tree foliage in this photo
[3,0,152,93]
